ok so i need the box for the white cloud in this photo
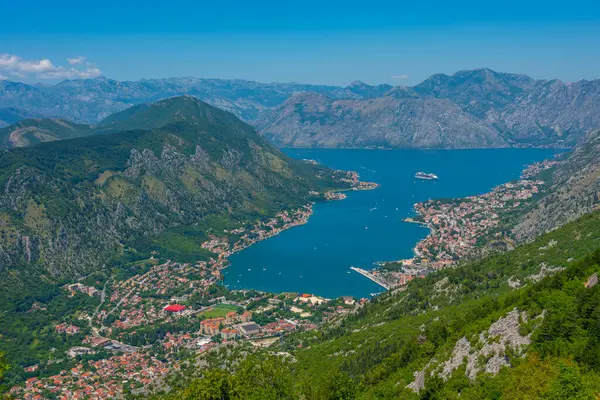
[67,56,86,65]
[0,53,102,80]
[0,73,7,80]
[391,74,409,80]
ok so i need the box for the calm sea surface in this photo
[224,148,562,298]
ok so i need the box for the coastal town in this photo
[10,170,377,399]
[369,159,562,288]
[11,253,365,400]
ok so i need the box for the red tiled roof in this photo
[164,304,186,312]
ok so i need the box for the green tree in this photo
[182,369,232,400]
[230,356,295,400]
[304,369,357,400]
[502,353,556,399]
[0,352,8,382]
[548,362,594,400]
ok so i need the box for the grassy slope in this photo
[0,118,95,148]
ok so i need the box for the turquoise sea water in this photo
[225,148,563,299]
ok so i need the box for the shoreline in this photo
[374,158,562,288]
[201,175,380,290]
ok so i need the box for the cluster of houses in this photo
[55,323,81,335]
[412,177,547,269]
[199,310,252,338]
[12,353,170,400]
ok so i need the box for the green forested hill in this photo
[162,211,600,399]
[0,96,346,281]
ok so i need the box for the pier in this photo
[350,267,390,290]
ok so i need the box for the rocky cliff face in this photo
[513,129,600,241]
[260,70,600,148]
[257,92,506,148]
[486,79,600,147]
[0,96,345,281]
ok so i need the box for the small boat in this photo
[415,172,438,180]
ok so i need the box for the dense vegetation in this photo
[0,96,351,389]
[157,211,600,399]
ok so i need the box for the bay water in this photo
[224,148,562,298]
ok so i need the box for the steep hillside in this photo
[514,129,600,241]
[159,211,600,399]
[487,79,600,147]
[0,118,95,148]
[258,92,507,148]
[0,96,348,284]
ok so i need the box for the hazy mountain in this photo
[2,69,600,149]
[345,80,394,98]
[0,96,348,281]
[486,78,600,147]
[257,92,507,148]
[261,70,600,148]
[412,68,537,117]
[0,107,43,128]
[0,76,368,125]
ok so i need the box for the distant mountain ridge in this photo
[1,68,600,148]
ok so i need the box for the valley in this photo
[0,77,599,400]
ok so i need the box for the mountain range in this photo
[2,68,600,149]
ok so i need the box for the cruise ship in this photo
[415,172,438,180]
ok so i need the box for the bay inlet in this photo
[224,148,563,298]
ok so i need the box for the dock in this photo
[350,266,390,290]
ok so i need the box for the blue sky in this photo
[1,0,599,86]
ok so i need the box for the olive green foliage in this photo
[179,356,296,400]
[0,352,8,382]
